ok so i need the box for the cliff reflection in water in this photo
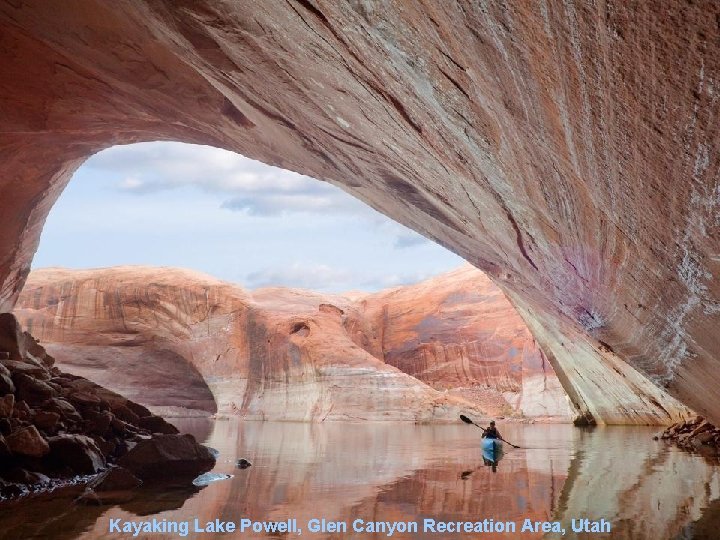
[0,419,719,539]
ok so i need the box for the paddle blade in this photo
[459,414,474,425]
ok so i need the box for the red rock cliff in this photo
[15,265,578,422]
[0,1,716,423]
[350,266,575,418]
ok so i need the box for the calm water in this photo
[1,419,719,539]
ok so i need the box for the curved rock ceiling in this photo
[0,1,718,422]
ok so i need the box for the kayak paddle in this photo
[459,414,521,449]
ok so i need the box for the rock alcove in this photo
[1,1,718,423]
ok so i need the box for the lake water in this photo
[1,419,719,539]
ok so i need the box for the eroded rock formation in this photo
[354,265,575,418]
[0,1,718,422]
[15,265,575,422]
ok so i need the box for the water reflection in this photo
[0,419,718,539]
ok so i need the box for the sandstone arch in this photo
[1,1,717,423]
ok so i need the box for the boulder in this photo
[96,390,152,419]
[0,313,25,360]
[0,366,14,395]
[32,410,61,432]
[44,397,82,424]
[84,410,113,435]
[111,405,139,426]
[12,400,32,421]
[79,465,142,505]
[117,434,215,482]
[694,432,715,446]
[0,394,14,418]
[47,434,106,475]
[90,435,116,458]
[66,391,102,408]
[1,359,49,379]
[13,372,55,404]
[90,466,142,491]
[5,425,49,457]
[137,415,179,435]
[110,416,133,436]
[125,401,152,419]
[23,333,55,368]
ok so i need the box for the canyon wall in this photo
[0,1,718,422]
[15,265,574,422]
[356,266,574,418]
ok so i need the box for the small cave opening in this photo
[290,322,311,337]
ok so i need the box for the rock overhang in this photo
[0,1,717,422]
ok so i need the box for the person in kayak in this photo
[483,420,501,440]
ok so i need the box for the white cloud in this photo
[393,230,431,249]
[360,272,437,290]
[244,263,355,290]
[90,142,370,216]
[244,262,438,292]
[34,141,467,293]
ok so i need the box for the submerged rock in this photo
[90,466,142,491]
[117,434,215,482]
[660,417,720,453]
[0,468,50,486]
[193,472,233,486]
[78,465,143,505]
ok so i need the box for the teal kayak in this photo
[482,438,503,456]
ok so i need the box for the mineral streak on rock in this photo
[0,2,719,421]
[16,265,575,422]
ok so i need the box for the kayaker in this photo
[483,420,501,440]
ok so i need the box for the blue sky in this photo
[33,142,464,293]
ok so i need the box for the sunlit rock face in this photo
[0,2,717,422]
[352,265,574,419]
[15,265,574,421]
